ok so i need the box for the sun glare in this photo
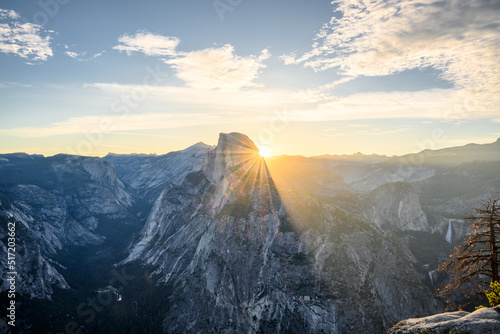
[259,146,271,158]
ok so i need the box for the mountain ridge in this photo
[1,133,500,333]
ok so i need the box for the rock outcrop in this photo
[387,306,500,333]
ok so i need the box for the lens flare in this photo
[259,146,271,157]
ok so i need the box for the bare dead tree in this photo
[438,198,500,309]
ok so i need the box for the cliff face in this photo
[124,133,442,333]
[0,208,69,300]
[359,182,429,231]
[0,154,133,299]
[104,142,212,204]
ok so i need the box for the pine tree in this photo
[438,198,500,309]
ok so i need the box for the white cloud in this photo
[91,51,105,59]
[0,9,19,20]
[65,50,86,59]
[113,31,179,56]
[65,49,105,61]
[112,30,270,91]
[164,45,271,91]
[285,0,500,93]
[0,8,53,61]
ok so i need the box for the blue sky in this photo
[0,0,499,157]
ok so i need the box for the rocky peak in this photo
[203,132,261,184]
[184,141,214,152]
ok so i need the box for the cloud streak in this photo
[65,49,105,61]
[288,87,499,124]
[87,82,289,109]
[0,8,53,61]
[65,50,86,59]
[0,81,32,88]
[4,83,498,139]
[0,112,234,138]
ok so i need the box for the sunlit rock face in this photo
[203,132,260,182]
[125,133,441,334]
[387,306,500,334]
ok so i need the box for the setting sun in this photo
[259,146,271,158]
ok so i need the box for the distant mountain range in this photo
[1,135,499,333]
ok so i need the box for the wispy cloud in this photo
[86,83,495,120]
[284,0,500,93]
[1,81,292,138]
[86,82,291,109]
[113,31,179,56]
[0,8,53,61]
[91,51,105,59]
[65,50,86,59]
[0,81,33,88]
[288,88,499,122]
[0,8,18,20]
[3,84,498,139]
[164,45,271,91]
[0,111,252,138]
[65,49,105,61]
[320,126,406,139]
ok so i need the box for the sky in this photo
[0,0,499,157]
